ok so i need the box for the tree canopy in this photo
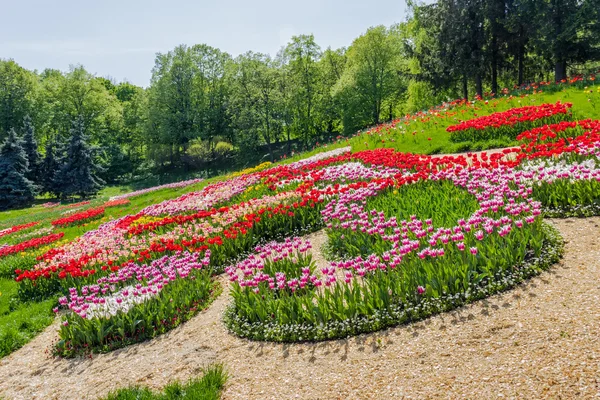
[0,0,598,209]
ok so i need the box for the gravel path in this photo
[0,218,599,399]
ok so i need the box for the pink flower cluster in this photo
[225,237,321,292]
[59,251,211,319]
[141,175,259,216]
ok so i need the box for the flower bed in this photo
[9,123,600,354]
[0,233,65,259]
[0,222,38,239]
[223,165,551,341]
[59,201,91,210]
[103,199,131,208]
[51,207,105,228]
[56,251,218,355]
[447,102,572,142]
[225,223,562,341]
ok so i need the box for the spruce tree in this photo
[55,116,104,199]
[22,115,41,185]
[40,138,61,197]
[0,128,36,210]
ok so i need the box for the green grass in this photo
[101,364,227,400]
[0,278,55,358]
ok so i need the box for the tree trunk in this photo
[266,140,274,163]
[373,102,379,125]
[462,74,469,100]
[491,35,498,95]
[475,75,483,98]
[517,26,525,86]
[555,61,567,82]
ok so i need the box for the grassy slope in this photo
[346,87,600,155]
[0,84,597,360]
[0,278,55,357]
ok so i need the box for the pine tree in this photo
[41,138,61,197]
[22,115,41,185]
[55,116,104,199]
[0,128,36,210]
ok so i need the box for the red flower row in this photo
[516,123,600,161]
[127,208,223,235]
[516,120,600,151]
[446,102,572,133]
[103,199,131,208]
[0,232,65,258]
[0,222,38,239]
[51,207,106,227]
[17,185,325,282]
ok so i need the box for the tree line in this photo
[0,115,102,210]
[0,0,598,208]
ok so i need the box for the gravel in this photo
[0,218,599,399]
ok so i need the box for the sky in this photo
[0,0,410,87]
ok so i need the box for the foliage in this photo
[0,128,36,210]
[54,116,105,199]
[21,115,41,185]
[0,60,37,143]
[40,137,62,197]
[51,207,105,227]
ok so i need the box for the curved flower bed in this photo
[448,101,572,142]
[56,251,218,356]
[225,224,561,341]
[223,164,554,341]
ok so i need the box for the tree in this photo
[116,82,148,166]
[316,48,347,136]
[55,117,104,198]
[283,35,322,145]
[40,66,122,142]
[0,60,38,142]
[534,0,600,81]
[0,128,35,210]
[190,45,233,150]
[504,0,539,85]
[335,26,406,131]
[147,46,199,166]
[409,0,487,99]
[40,138,61,197]
[22,115,41,184]
[232,52,283,162]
